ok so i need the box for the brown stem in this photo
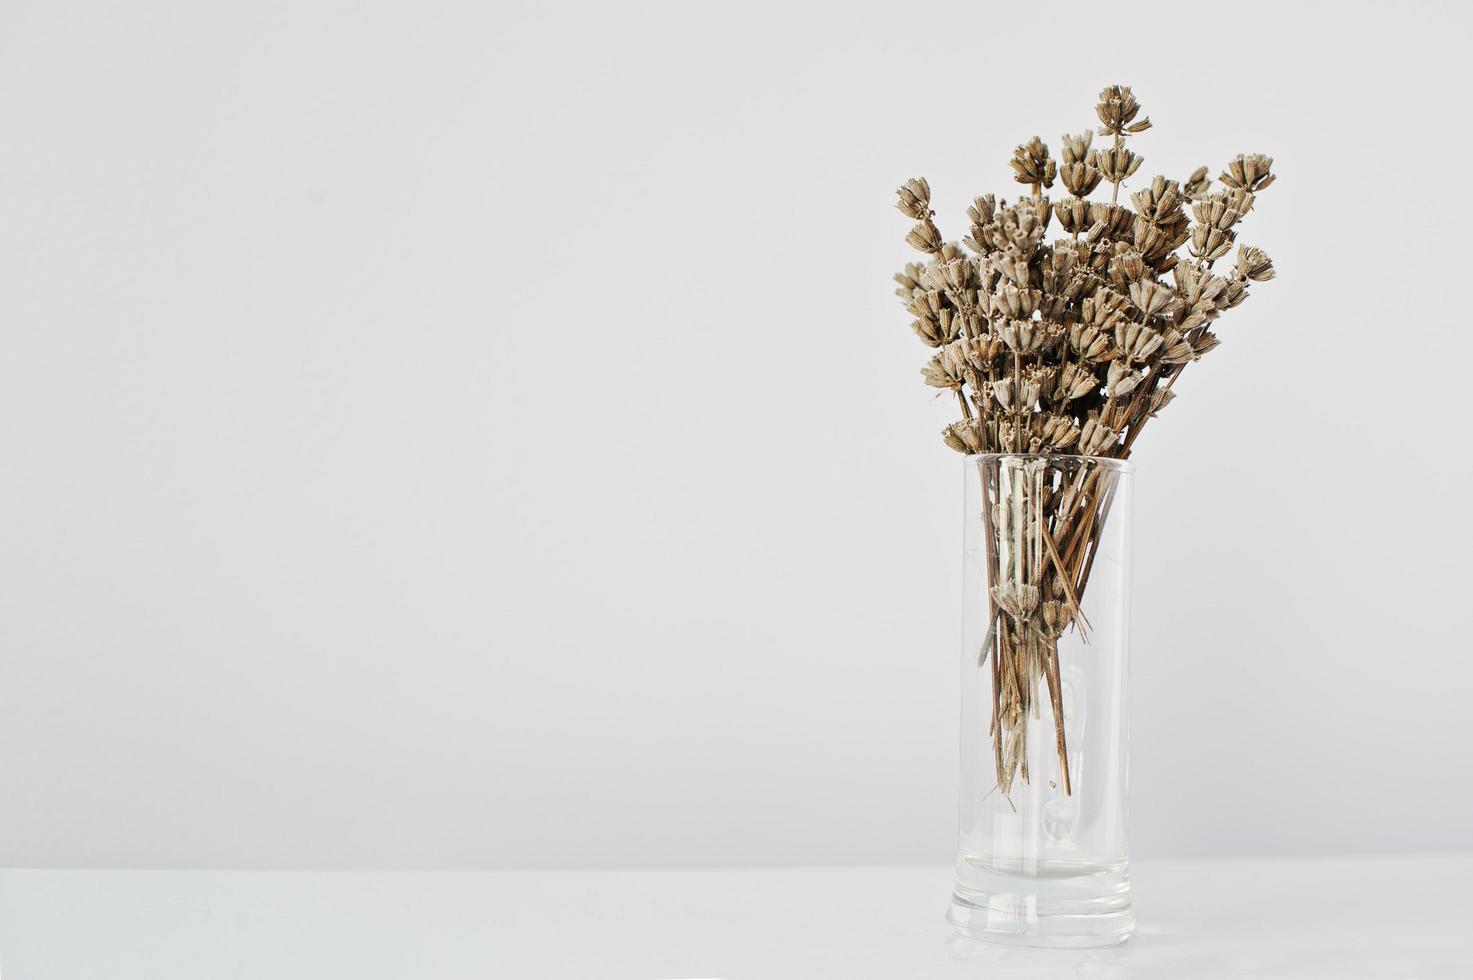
[1041,633,1071,795]
[1073,472,1119,607]
[978,464,1005,783]
[1043,523,1089,634]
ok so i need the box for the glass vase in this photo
[948,453,1134,948]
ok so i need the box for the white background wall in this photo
[2,0,1470,869]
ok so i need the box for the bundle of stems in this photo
[892,85,1276,796]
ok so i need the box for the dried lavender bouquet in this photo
[893,85,1275,798]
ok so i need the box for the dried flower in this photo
[1129,279,1181,318]
[1060,131,1093,165]
[1053,198,1093,234]
[1069,322,1113,361]
[1220,154,1275,192]
[1059,156,1105,198]
[1182,166,1211,199]
[1235,245,1276,281]
[891,85,1278,796]
[1009,137,1057,191]
[1192,195,1241,231]
[1149,386,1177,415]
[1095,85,1150,136]
[1189,223,1236,262]
[1088,202,1136,239]
[921,341,969,390]
[895,177,932,220]
[905,219,944,254]
[941,418,987,453]
[1191,331,1222,357]
[992,582,1041,618]
[1106,360,1143,398]
[1035,414,1079,450]
[1158,327,1196,363]
[1097,144,1143,184]
[1079,416,1121,455]
[1131,177,1182,223]
[1055,361,1099,401]
[1115,321,1165,362]
[999,318,1046,353]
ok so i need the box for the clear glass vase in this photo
[948,453,1134,948]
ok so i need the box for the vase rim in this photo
[963,452,1134,474]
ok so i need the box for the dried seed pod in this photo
[1157,327,1196,363]
[1081,287,1132,330]
[1217,277,1247,310]
[1235,245,1275,281]
[895,177,932,220]
[1115,321,1165,363]
[894,262,927,300]
[991,249,1035,287]
[942,417,987,454]
[1038,310,1070,345]
[1182,166,1211,199]
[1106,360,1143,398]
[1128,279,1181,318]
[1079,416,1121,455]
[1177,301,1215,332]
[1131,177,1182,223]
[1133,219,1187,268]
[1055,361,1100,401]
[1097,144,1143,184]
[1088,202,1136,239]
[999,319,1045,353]
[1173,263,1226,306]
[1221,187,1256,215]
[992,582,1042,619]
[969,334,1007,366]
[1099,399,1132,429]
[921,341,970,389]
[917,263,949,292]
[910,304,960,347]
[1010,136,1057,189]
[906,289,946,321]
[1069,323,1113,361]
[945,257,983,292]
[967,194,997,226]
[1191,332,1221,357]
[1017,373,1042,409]
[1109,245,1147,288]
[1060,131,1094,165]
[905,219,945,254]
[1059,154,1104,198]
[1192,196,1241,231]
[1041,245,1077,284]
[979,199,1053,253]
[1026,363,1058,397]
[1053,198,1093,234]
[1095,84,1150,136]
[1189,223,1236,262]
[990,376,1016,411]
[991,284,1042,319]
[1148,386,1177,416]
[911,318,942,347]
[1035,414,1080,450]
[1040,600,1072,637]
[1220,154,1275,193]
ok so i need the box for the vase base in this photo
[947,861,1134,948]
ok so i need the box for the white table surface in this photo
[1,854,1468,979]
